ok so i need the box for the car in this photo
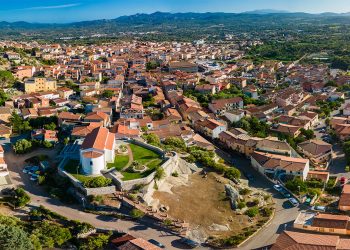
[320,129,326,133]
[288,198,299,207]
[179,238,199,248]
[273,184,283,192]
[148,239,165,248]
[341,177,347,185]
[311,205,326,212]
[22,165,33,174]
[28,166,40,175]
[30,175,39,181]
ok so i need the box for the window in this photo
[90,161,93,166]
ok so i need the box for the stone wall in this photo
[58,157,116,196]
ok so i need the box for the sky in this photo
[0,0,350,23]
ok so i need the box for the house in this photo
[84,111,111,127]
[24,77,57,93]
[271,230,350,250]
[224,109,245,123]
[13,66,36,80]
[111,124,140,139]
[169,61,198,73]
[255,137,293,157]
[117,237,162,250]
[71,123,101,139]
[0,107,12,124]
[195,84,216,95]
[251,151,310,180]
[294,212,350,236]
[270,123,301,137]
[307,171,330,183]
[79,126,115,175]
[343,103,350,116]
[57,87,74,99]
[58,112,82,126]
[195,119,227,139]
[31,129,58,143]
[0,124,11,138]
[297,140,333,168]
[208,97,244,116]
[186,133,215,151]
[339,184,350,212]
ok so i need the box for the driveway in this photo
[5,148,186,249]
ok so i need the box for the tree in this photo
[9,112,31,134]
[0,89,8,106]
[0,225,34,250]
[79,232,112,250]
[63,137,70,145]
[43,122,57,131]
[13,139,32,154]
[130,208,145,219]
[102,90,114,98]
[154,167,165,180]
[42,140,54,148]
[32,221,72,248]
[300,128,315,140]
[0,70,15,88]
[11,188,31,208]
[163,137,186,151]
[142,133,161,146]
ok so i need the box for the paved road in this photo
[215,148,301,249]
[5,148,186,249]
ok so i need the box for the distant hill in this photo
[1,11,350,41]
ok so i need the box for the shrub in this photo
[239,188,251,195]
[42,140,53,148]
[13,139,32,154]
[83,176,112,188]
[224,167,241,181]
[171,171,179,177]
[245,207,259,217]
[154,167,165,180]
[237,201,246,209]
[260,207,273,217]
[12,188,31,208]
[130,208,144,219]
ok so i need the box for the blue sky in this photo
[0,0,349,23]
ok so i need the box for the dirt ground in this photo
[153,172,251,238]
[0,204,14,216]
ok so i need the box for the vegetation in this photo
[82,176,112,188]
[130,208,145,219]
[0,70,15,87]
[107,154,129,170]
[234,117,270,138]
[245,207,259,217]
[13,139,33,154]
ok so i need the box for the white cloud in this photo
[20,3,81,11]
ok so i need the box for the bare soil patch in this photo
[153,172,251,238]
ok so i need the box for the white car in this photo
[273,184,283,192]
[311,206,326,212]
[288,198,299,207]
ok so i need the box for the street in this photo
[5,148,186,249]
[215,148,301,250]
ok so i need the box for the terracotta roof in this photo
[312,214,350,229]
[83,151,103,159]
[272,230,340,250]
[81,127,115,151]
[298,140,332,156]
[84,111,109,121]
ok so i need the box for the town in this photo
[0,32,350,250]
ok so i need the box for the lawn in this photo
[107,154,129,170]
[64,159,96,183]
[120,143,163,181]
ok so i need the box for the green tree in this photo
[102,90,114,98]
[163,137,186,151]
[154,167,165,180]
[9,112,31,134]
[12,188,31,208]
[79,232,112,250]
[130,208,145,219]
[32,221,72,248]
[0,225,34,250]
[224,167,241,181]
[43,122,57,131]
[142,133,161,146]
[13,139,33,154]
[0,70,15,87]
[42,140,53,148]
[63,137,70,145]
[300,128,315,140]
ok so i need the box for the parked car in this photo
[30,175,39,181]
[22,165,33,174]
[148,239,165,248]
[288,198,299,207]
[282,191,291,198]
[273,184,283,192]
[179,238,199,248]
[311,205,326,212]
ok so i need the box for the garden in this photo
[108,143,164,181]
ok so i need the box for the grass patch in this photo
[64,159,96,183]
[120,143,163,181]
[107,154,129,170]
